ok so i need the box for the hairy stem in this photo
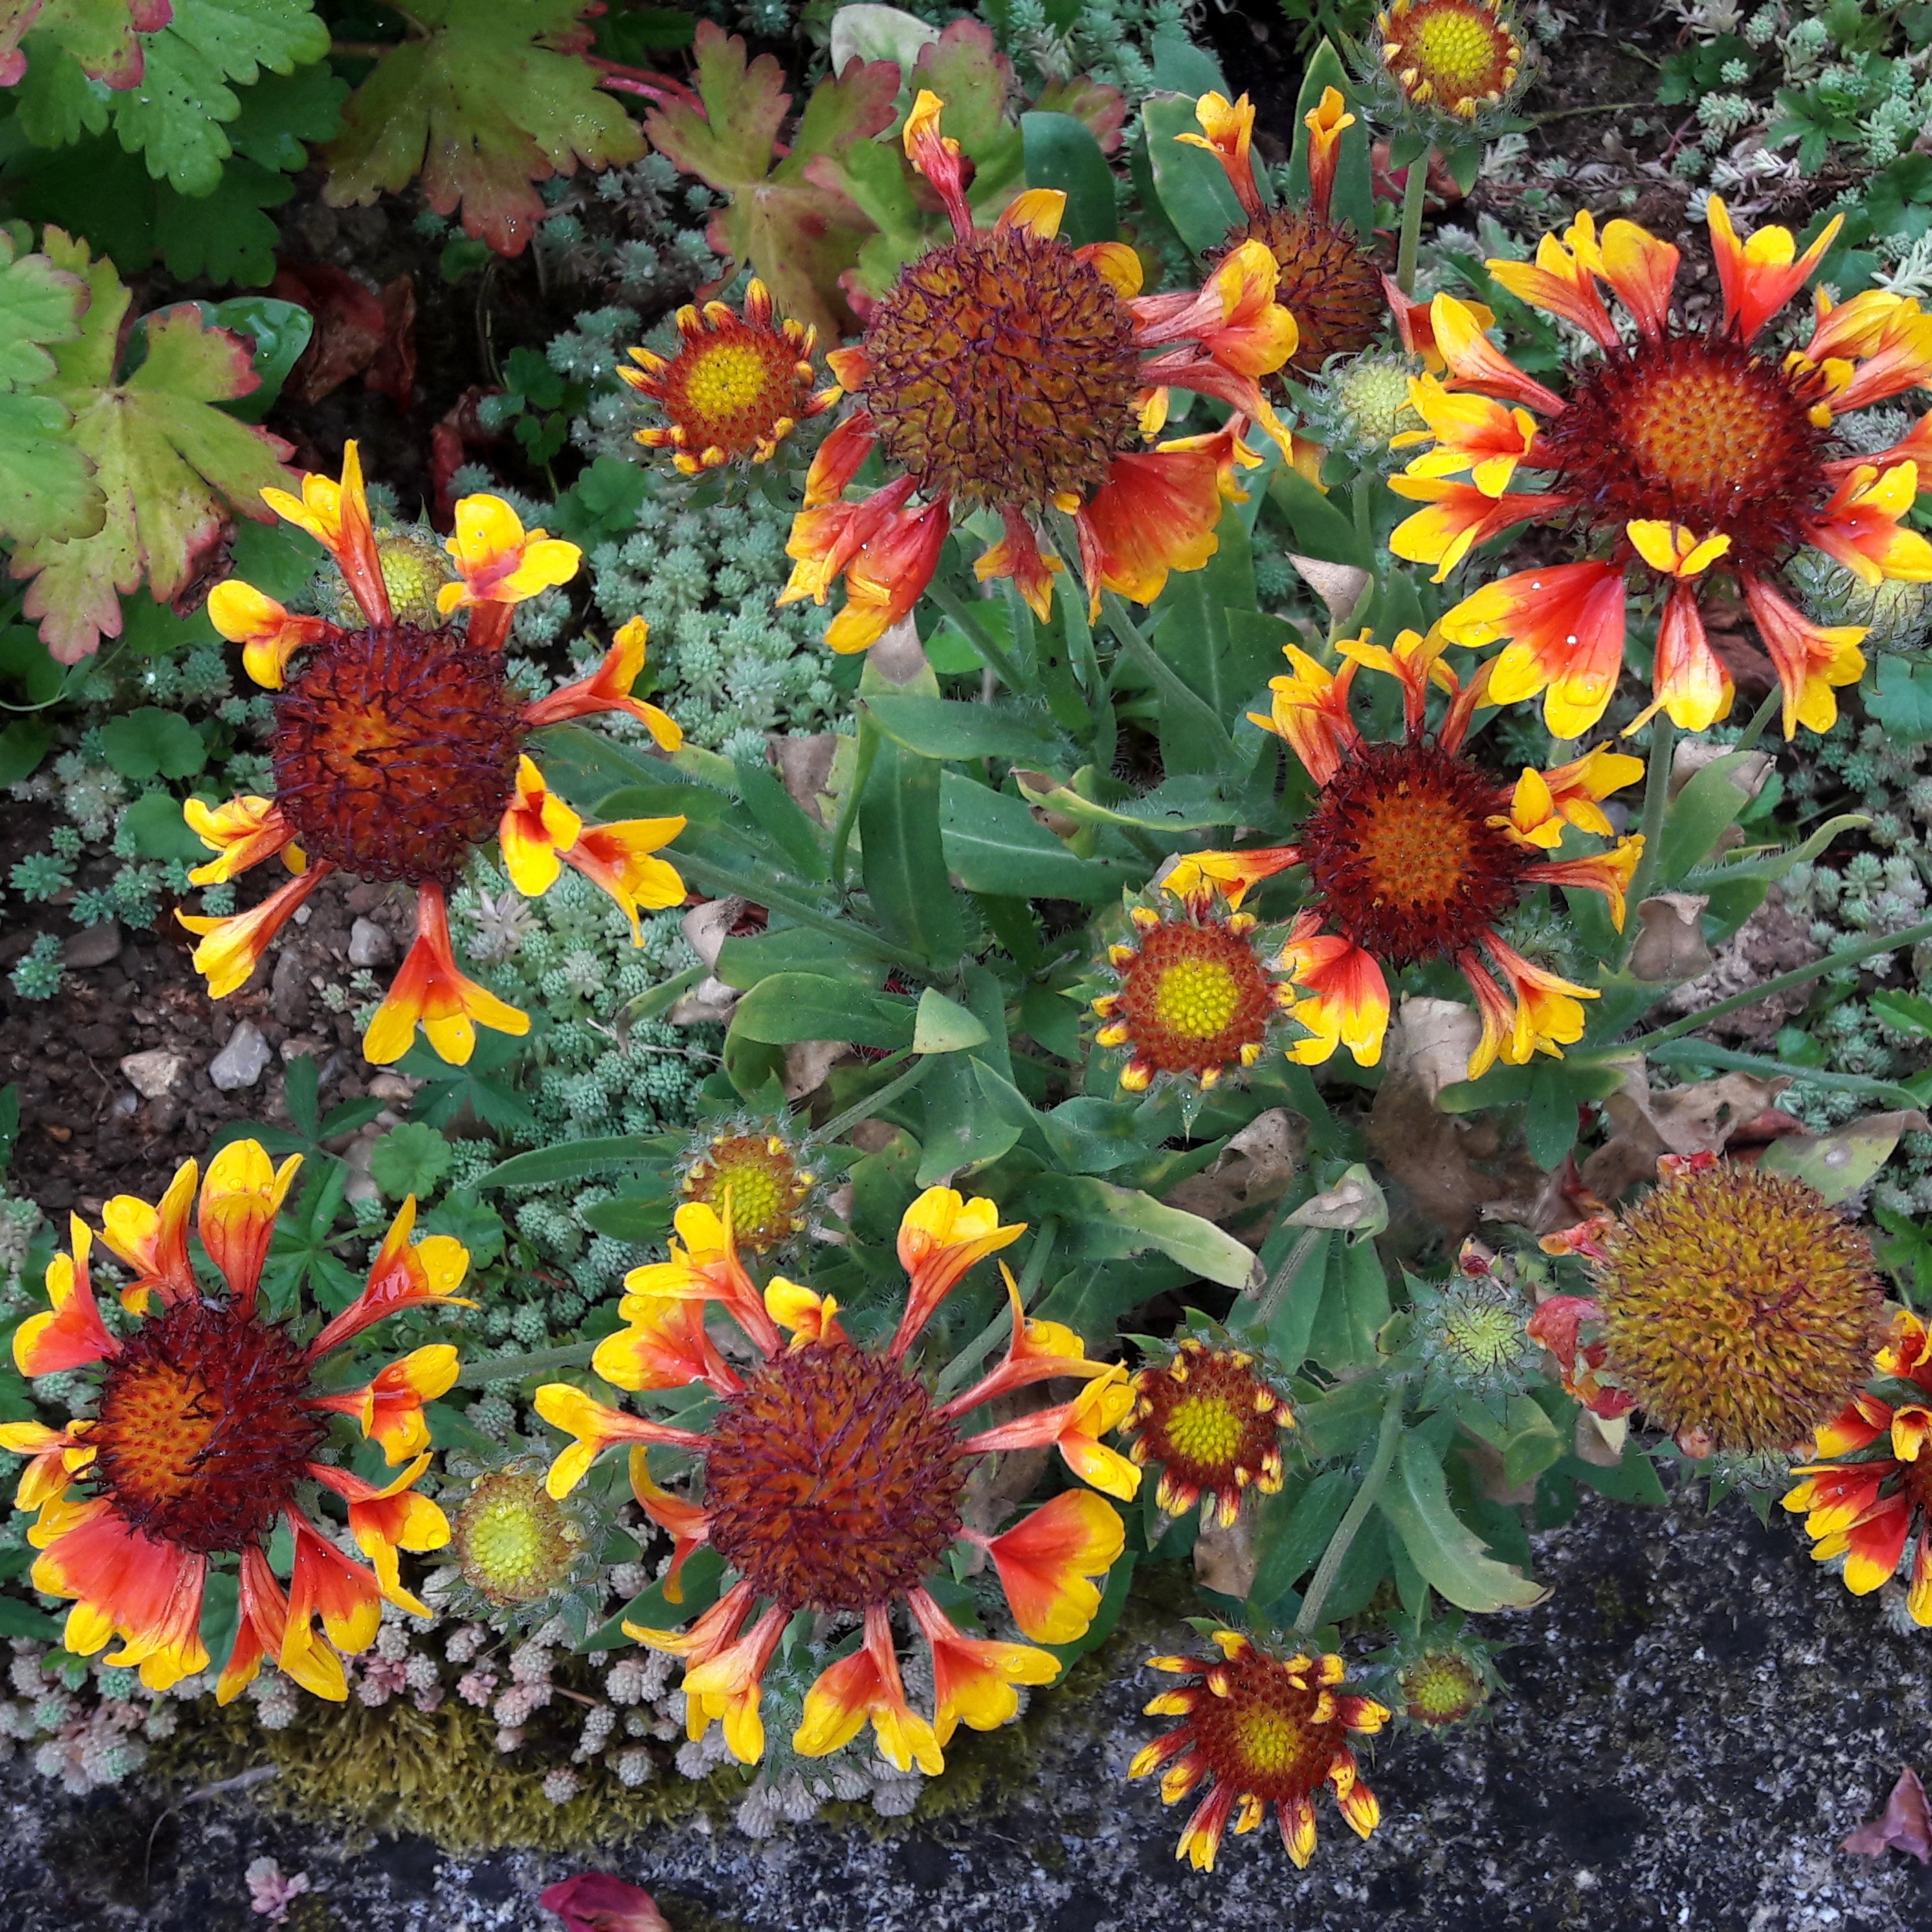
[1395,156,1430,299]
[1616,714,1676,969]
[1294,1386,1406,1635]
[453,1341,595,1389]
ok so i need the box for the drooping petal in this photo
[891,1187,1026,1358]
[306,1344,461,1464]
[1247,646,1362,786]
[907,1587,1061,1745]
[309,1194,473,1357]
[982,1488,1125,1643]
[1301,85,1353,227]
[312,1456,451,1618]
[795,1603,944,1774]
[974,508,1064,622]
[534,1384,710,1498]
[520,617,685,749]
[1807,461,1932,588]
[1426,293,1566,413]
[901,89,973,237]
[179,864,330,1000]
[183,796,302,888]
[1273,914,1390,1069]
[1387,476,1566,582]
[1158,846,1302,913]
[560,820,689,945]
[33,1500,210,1691]
[1626,583,1732,735]
[101,1156,200,1310]
[1536,835,1644,931]
[204,582,334,691]
[679,1602,789,1764]
[1075,445,1226,609]
[593,1293,740,1395]
[1739,571,1867,739]
[15,1221,117,1376]
[285,1510,382,1667]
[0,1421,88,1512]
[363,882,530,1067]
[498,755,584,896]
[626,1449,710,1604]
[1439,560,1629,738]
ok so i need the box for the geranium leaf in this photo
[7,0,172,93]
[0,226,98,548]
[10,227,291,662]
[644,18,791,192]
[321,0,646,257]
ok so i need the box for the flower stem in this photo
[807,1052,933,1146]
[1294,1385,1406,1635]
[927,578,1033,695]
[829,711,878,890]
[453,1341,595,1389]
[1395,156,1430,299]
[1615,713,1676,970]
[1625,914,1932,1052]
[1731,685,1783,755]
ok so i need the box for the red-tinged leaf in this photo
[320,0,646,257]
[642,18,790,194]
[2,0,172,91]
[775,54,900,185]
[9,227,293,662]
[1843,1768,1932,1864]
[1034,76,1128,155]
[539,1874,670,1932]
[910,20,1013,162]
[270,263,417,409]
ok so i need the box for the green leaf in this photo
[939,770,1131,901]
[121,788,208,859]
[224,57,349,171]
[1021,109,1116,245]
[730,971,916,1049]
[0,224,88,390]
[1873,988,1932,1037]
[1140,93,1243,255]
[579,1182,674,1244]
[1756,1110,1927,1205]
[1148,31,1225,97]
[0,226,96,550]
[321,0,647,256]
[98,706,206,779]
[369,1122,456,1201]
[1376,1433,1548,1612]
[1655,749,1764,886]
[912,987,989,1054]
[1867,655,1932,744]
[153,164,298,288]
[1249,1469,1351,1609]
[859,737,965,970]
[475,1134,661,1190]
[202,296,312,412]
[914,1053,1023,1185]
[1026,1171,1260,1289]
[862,692,1059,762]
[12,230,291,662]
[0,1597,60,1639]
[0,719,52,787]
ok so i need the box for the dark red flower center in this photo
[702,1345,966,1611]
[1301,739,1526,965]
[862,225,1142,509]
[90,1301,324,1555]
[1538,331,1832,571]
[272,624,526,885]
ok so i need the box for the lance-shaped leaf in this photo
[321,0,646,257]
[10,227,292,662]
[0,224,97,550]
[1376,1433,1548,1613]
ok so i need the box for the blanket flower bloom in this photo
[1131,1630,1388,1871]
[1545,1152,1884,1456]
[1390,202,1932,737]
[535,1190,1140,1773]
[0,1141,466,1698]
[1124,1335,1295,1527]
[193,443,688,1065]
[1171,629,1642,1079]
[619,280,837,475]
[781,89,1301,651]
[678,1123,817,1258]
[1368,0,1524,125]
[1093,897,1297,1095]
[1180,89,1384,386]
[1785,1309,1932,1623]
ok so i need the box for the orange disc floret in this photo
[534,1188,1141,1776]
[621,280,836,474]
[1127,1338,1293,1526]
[1131,1631,1388,1871]
[191,443,690,1068]
[1095,902,1290,1093]
[1376,0,1523,120]
[2,1140,468,1700]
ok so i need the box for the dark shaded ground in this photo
[5,1490,1930,1932]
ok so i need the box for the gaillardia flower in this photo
[535,1190,1140,1773]
[1093,896,1296,1095]
[0,1142,466,1697]
[1547,1153,1884,1456]
[781,90,1301,650]
[1131,1630,1388,1871]
[619,280,837,475]
[1171,627,1643,1079]
[1392,202,1932,737]
[451,1459,592,1609]
[1785,1309,1932,1623]
[1180,89,1384,388]
[679,1122,817,1257]
[194,444,689,1065]
[1394,1646,1491,1728]
[1124,1335,1294,1526]
[1368,0,1524,125]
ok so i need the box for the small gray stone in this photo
[118,1049,185,1099]
[271,946,311,1024]
[61,920,122,969]
[347,917,393,967]
[209,1020,273,1091]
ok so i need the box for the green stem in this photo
[453,1340,595,1389]
[1244,1226,1325,1332]
[1395,155,1430,299]
[807,1052,933,1146]
[1615,714,1676,969]
[934,1218,1061,1399]
[1099,592,1234,762]
[829,712,878,891]
[1731,685,1782,756]
[1295,1386,1406,1636]
[927,579,1033,695]
[1626,914,1932,1052]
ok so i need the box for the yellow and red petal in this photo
[1274,913,1390,1069]
[1597,219,1681,342]
[981,1487,1125,1643]
[196,1139,302,1311]
[1739,571,1867,739]
[592,1292,738,1393]
[179,864,330,1000]
[901,89,973,237]
[907,1586,1061,1745]
[1387,476,1562,582]
[204,582,333,692]
[1536,835,1644,932]
[520,617,685,749]
[1808,461,1932,588]
[1441,559,1629,738]
[33,1500,210,1691]
[286,1510,382,1659]
[1427,293,1566,414]
[1707,196,1840,347]
[15,1221,117,1376]
[99,1156,199,1311]
[498,755,584,896]
[309,1194,472,1358]
[438,495,583,613]
[1160,845,1302,914]
[310,1344,461,1464]
[1075,444,1224,609]
[183,795,301,890]
[1178,1783,1238,1871]
[680,1601,789,1764]
[626,1449,710,1604]
[364,882,530,1068]
[974,509,1064,622]
[1626,583,1733,736]
[314,1455,449,1617]
[260,442,391,626]
[218,1544,300,1705]
[1175,90,1262,218]
[795,1604,944,1774]
[560,819,688,945]
[534,1382,708,1498]
[891,1187,1026,1358]
[1484,213,1619,348]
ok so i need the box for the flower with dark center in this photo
[192,444,690,1066]
[1546,1153,1884,1458]
[1124,1336,1294,1526]
[1785,1307,1932,1626]
[1131,1630,1388,1871]
[535,1189,1140,1772]
[781,89,1303,651]
[619,280,837,475]
[1390,203,1932,737]
[1,1141,467,1698]
[679,1124,816,1257]
[1370,0,1524,124]
[1093,899,1294,1095]
[1166,626,1643,1080]
[1182,89,1385,397]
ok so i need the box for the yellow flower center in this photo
[457,1470,580,1603]
[1381,0,1520,112]
[684,1132,810,1255]
[1416,10,1500,84]
[1401,1650,1487,1724]
[1164,1390,1246,1465]
[713,1161,786,1240]
[1233,1702,1307,1775]
[1152,957,1244,1039]
[1442,1299,1527,1372]
[683,339,783,418]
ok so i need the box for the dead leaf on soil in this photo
[1164,1108,1303,1226]
[1843,1767,1932,1864]
[1628,894,1713,982]
[1578,1061,1792,1203]
[1194,1514,1259,1599]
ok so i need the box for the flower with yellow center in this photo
[1131,1631,1388,1871]
[679,1123,817,1257]
[1125,1337,1295,1527]
[1,1141,465,1700]
[451,1461,590,1609]
[781,89,1302,652]
[1369,0,1525,124]
[620,280,838,475]
[191,443,689,1066]
[1390,202,1932,738]
[534,1192,1139,1773]
[1173,630,1642,1080]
